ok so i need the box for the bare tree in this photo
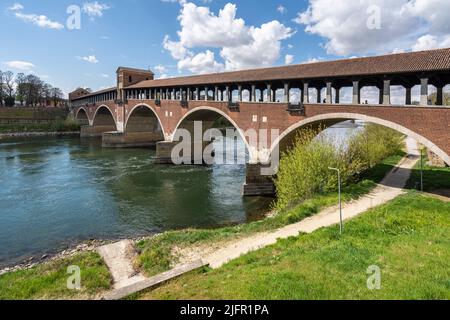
[3,71,15,98]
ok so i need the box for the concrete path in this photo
[96,240,146,289]
[203,137,420,268]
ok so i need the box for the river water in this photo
[0,121,363,267]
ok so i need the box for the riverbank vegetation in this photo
[138,192,450,300]
[0,118,80,134]
[136,124,405,276]
[275,124,404,210]
[0,252,111,300]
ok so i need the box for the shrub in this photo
[274,124,404,210]
[4,97,15,107]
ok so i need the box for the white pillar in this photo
[326,82,332,104]
[302,82,309,103]
[420,77,429,106]
[352,80,360,104]
[383,79,391,105]
[284,83,290,103]
[267,84,272,102]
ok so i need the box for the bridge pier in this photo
[80,125,117,138]
[102,131,163,148]
[155,141,214,165]
[243,163,275,197]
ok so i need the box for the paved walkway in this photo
[97,240,146,289]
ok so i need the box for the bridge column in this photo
[225,86,230,102]
[214,86,219,101]
[284,83,290,103]
[238,85,243,102]
[326,82,332,104]
[302,82,309,103]
[251,85,257,102]
[243,163,276,196]
[316,87,322,103]
[436,86,444,106]
[383,79,391,105]
[352,80,360,104]
[335,87,340,104]
[405,86,412,105]
[420,77,429,106]
[266,84,272,102]
[205,86,209,101]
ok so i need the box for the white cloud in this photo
[101,73,109,78]
[82,2,110,18]
[295,0,450,56]
[8,3,23,11]
[178,50,225,74]
[14,12,64,30]
[412,34,450,51]
[77,55,99,64]
[154,65,167,74]
[163,2,294,73]
[277,5,287,14]
[285,54,294,65]
[2,60,35,71]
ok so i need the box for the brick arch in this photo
[75,107,90,125]
[171,106,253,155]
[270,112,450,166]
[124,103,167,138]
[93,105,117,128]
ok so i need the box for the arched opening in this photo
[290,88,301,103]
[338,87,353,104]
[121,105,165,147]
[391,86,406,105]
[76,108,89,126]
[275,89,284,102]
[242,89,250,102]
[360,86,380,105]
[270,113,450,167]
[93,106,116,128]
[172,107,252,165]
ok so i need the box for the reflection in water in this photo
[0,136,271,267]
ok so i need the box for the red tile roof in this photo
[127,48,450,89]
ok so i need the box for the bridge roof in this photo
[127,48,450,88]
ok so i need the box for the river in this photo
[0,121,363,267]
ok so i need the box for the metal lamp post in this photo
[329,167,343,235]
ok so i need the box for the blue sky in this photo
[1,0,449,96]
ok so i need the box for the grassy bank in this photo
[138,192,450,300]
[406,153,450,192]
[136,152,405,277]
[0,252,111,300]
[0,118,80,133]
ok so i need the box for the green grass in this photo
[137,152,405,276]
[138,192,450,300]
[406,153,450,191]
[0,252,112,300]
[0,119,80,133]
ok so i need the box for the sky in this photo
[1,0,450,97]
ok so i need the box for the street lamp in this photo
[329,167,343,235]
[420,148,424,192]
